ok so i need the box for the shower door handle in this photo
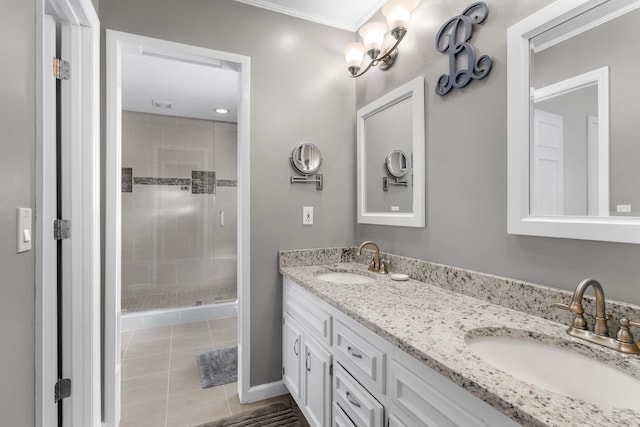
[220,211,224,227]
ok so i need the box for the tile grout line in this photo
[209,319,234,414]
[165,326,174,427]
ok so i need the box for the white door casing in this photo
[532,109,564,216]
[36,0,100,426]
[105,31,257,427]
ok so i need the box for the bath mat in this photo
[196,347,238,389]
[195,395,308,427]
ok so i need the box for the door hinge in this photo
[53,58,70,80]
[54,219,71,240]
[282,367,285,376]
[54,378,71,403]
[329,364,333,376]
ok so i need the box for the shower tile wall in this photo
[121,111,237,313]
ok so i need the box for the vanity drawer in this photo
[285,278,332,346]
[334,363,384,427]
[334,318,386,394]
[333,402,356,427]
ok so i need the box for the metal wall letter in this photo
[435,2,493,96]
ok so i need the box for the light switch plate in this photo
[17,208,32,253]
[303,207,313,225]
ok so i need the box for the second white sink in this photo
[315,271,375,284]
[466,332,640,410]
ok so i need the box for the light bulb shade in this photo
[343,42,365,68]
[382,0,414,30]
[358,22,389,52]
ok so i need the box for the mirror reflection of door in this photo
[532,109,564,216]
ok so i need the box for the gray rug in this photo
[195,395,308,427]
[196,347,238,389]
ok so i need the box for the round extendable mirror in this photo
[385,150,408,178]
[291,142,322,175]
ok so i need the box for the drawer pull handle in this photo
[347,346,363,359]
[346,391,361,408]
[305,351,311,372]
[293,338,299,356]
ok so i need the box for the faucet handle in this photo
[551,302,571,311]
[379,259,390,274]
[616,318,640,344]
[551,302,588,330]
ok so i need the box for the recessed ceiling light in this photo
[152,100,173,109]
[215,108,229,114]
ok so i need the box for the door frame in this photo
[104,30,253,427]
[35,0,100,426]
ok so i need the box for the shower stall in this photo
[120,111,237,325]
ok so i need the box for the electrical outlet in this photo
[617,204,632,213]
[303,207,313,225]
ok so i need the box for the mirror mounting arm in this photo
[290,173,323,191]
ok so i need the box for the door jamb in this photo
[35,0,100,426]
[104,30,252,427]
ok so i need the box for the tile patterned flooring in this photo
[120,317,286,427]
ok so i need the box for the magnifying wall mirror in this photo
[507,0,640,243]
[357,77,425,227]
[291,142,322,175]
[386,150,408,178]
[290,142,323,190]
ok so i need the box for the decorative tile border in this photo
[133,177,192,186]
[217,179,237,187]
[191,171,216,194]
[278,247,640,330]
[122,167,133,193]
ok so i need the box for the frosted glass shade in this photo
[358,22,389,52]
[343,42,365,68]
[382,0,414,30]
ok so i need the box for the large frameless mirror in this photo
[507,0,640,243]
[357,77,425,227]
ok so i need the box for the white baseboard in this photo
[240,380,288,404]
[121,301,237,331]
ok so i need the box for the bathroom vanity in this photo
[279,248,640,427]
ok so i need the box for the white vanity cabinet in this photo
[283,276,518,427]
[283,278,332,427]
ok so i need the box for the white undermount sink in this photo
[466,333,640,410]
[315,271,375,284]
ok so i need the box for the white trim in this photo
[121,302,237,331]
[231,0,386,31]
[507,0,640,243]
[242,381,288,403]
[105,31,252,424]
[357,77,425,228]
[36,0,100,426]
[35,12,58,427]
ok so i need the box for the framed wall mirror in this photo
[507,0,640,243]
[357,77,425,227]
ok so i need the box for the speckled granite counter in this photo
[279,248,640,427]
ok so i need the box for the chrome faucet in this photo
[553,278,640,354]
[357,241,388,274]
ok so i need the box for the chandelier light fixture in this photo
[343,0,414,77]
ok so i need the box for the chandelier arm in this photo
[349,58,376,78]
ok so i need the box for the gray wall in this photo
[355,0,640,306]
[0,0,36,425]
[99,0,356,387]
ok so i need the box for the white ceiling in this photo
[121,52,239,122]
[122,1,384,122]
[233,0,385,31]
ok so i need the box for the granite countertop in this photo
[280,261,640,427]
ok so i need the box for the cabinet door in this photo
[303,335,332,427]
[283,314,303,402]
